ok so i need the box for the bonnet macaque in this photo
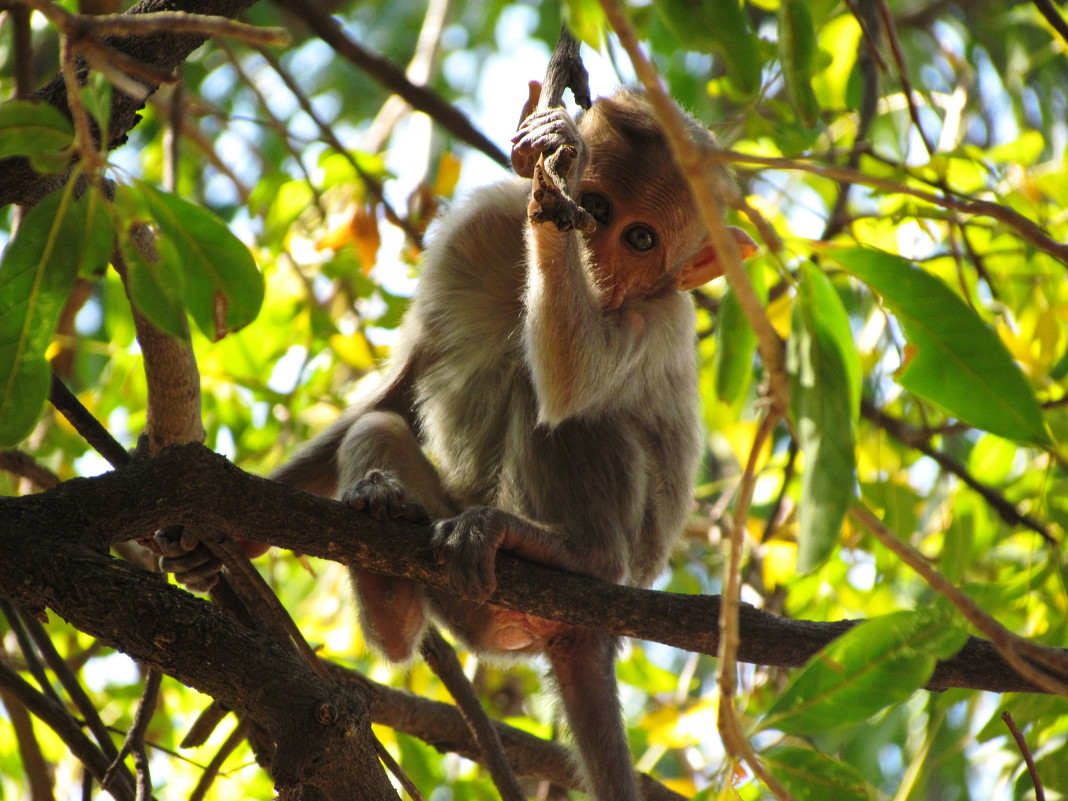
[161,84,754,799]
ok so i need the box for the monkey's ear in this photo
[673,227,758,290]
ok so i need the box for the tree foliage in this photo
[1,0,1068,799]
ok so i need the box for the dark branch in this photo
[270,0,509,168]
[2,442,1060,696]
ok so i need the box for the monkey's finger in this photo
[154,526,200,557]
[395,502,431,526]
[515,80,542,129]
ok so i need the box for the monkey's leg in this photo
[548,628,640,801]
[338,411,455,661]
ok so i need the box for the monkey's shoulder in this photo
[422,177,529,285]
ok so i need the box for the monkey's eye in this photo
[580,192,612,225]
[623,224,657,253]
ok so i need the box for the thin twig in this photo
[188,719,248,801]
[271,0,509,168]
[850,503,1068,697]
[255,44,424,248]
[362,0,452,152]
[862,399,1053,542]
[716,415,795,801]
[1031,0,1068,49]
[420,628,526,801]
[104,669,162,801]
[374,738,426,801]
[713,150,1068,266]
[18,1,287,47]
[1001,711,1046,801]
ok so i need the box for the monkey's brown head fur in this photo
[576,90,753,310]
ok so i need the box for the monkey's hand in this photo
[341,469,431,525]
[429,507,508,603]
[512,108,594,233]
[154,526,225,592]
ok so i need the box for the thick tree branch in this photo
[2,442,1061,696]
[0,502,397,800]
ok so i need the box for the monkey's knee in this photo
[351,568,426,662]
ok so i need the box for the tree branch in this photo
[2,442,1060,696]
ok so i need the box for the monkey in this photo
[160,83,756,799]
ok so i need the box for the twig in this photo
[104,668,163,801]
[188,719,248,801]
[529,26,595,232]
[420,628,526,801]
[271,0,509,168]
[861,399,1053,542]
[1001,711,1046,801]
[0,659,136,801]
[362,0,452,152]
[713,150,1068,266]
[374,738,426,801]
[18,609,120,762]
[850,503,1068,696]
[1031,0,1068,50]
[255,44,424,248]
[716,414,795,801]
[18,1,288,47]
[540,25,590,110]
[0,450,60,489]
[875,0,935,158]
[48,372,131,467]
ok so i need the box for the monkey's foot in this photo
[342,469,431,524]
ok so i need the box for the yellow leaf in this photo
[350,205,381,275]
[763,540,798,588]
[329,332,376,370]
[432,151,462,197]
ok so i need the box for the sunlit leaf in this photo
[764,747,873,801]
[652,0,761,97]
[0,99,74,171]
[779,0,821,127]
[787,262,860,571]
[136,182,263,340]
[714,260,766,404]
[831,246,1050,445]
[114,184,188,339]
[760,606,968,735]
[0,184,111,446]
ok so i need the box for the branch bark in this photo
[1,442,1060,697]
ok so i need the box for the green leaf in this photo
[787,263,860,571]
[764,747,873,801]
[779,0,821,127]
[137,183,263,340]
[759,606,968,736]
[0,100,74,170]
[652,0,761,97]
[714,261,766,404]
[0,184,111,446]
[831,247,1050,445]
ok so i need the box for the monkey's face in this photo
[576,137,708,311]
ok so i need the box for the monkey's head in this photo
[576,90,755,310]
